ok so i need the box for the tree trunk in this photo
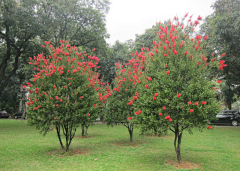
[19,84,23,112]
[56,124,64,150]
[128,123,134,143]
[174,131,183,163]
[22,89,26,119]
[85,126,89,136]
[81,124,85,136]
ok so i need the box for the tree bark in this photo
[56,124,64,150]
[128,123,134,143]
[174,131,183,163]
[81,124,85,136]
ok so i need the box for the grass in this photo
[1,119,240,171]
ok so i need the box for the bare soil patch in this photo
[165,160,202,170]
[47,148,88,157]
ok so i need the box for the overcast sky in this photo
[106,0,216,45]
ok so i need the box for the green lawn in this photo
[0,119,240,171]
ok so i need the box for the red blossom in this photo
[128,101,133,105]
[188,101,192,105]
[87,113,90,116]
[177,93,181,98]
[139,110,142,113]
[165,115,170,119]
[163,106,166,110]
[128,117,132,120]
[93,104,96,107]
[194,102,199,105]
[204,35,208,40]
[80,96,84,99]
[34,107,38,110]
[208,126,212,129]
[54,117,57,120]
[194,20,199,25]
[153,96,156,101]
[202,101,207,105]
[217,80,222,83]
[135,111,139,115]
[145,85,149,89]
[166,71,170,75]
[165,40,170,44]
[190,109,194,113]
[155,93,158,97]
[184,51,188,55]
[159,113,163,116]
[221,53,226,57]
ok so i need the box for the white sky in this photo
[106,0,216,45]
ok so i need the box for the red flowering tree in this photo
[105,58,144,143]
[25,41,101,152]
[134,15,225,163]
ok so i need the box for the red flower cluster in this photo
[165,115,172,121]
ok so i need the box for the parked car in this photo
[14,112,27,119]
[210,110,240,126]
[0,111,10,118]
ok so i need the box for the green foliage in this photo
[0,0,43,95]
[26,41,101,151]
[201,0,240,107]
[133,25,159,52]
[99,41,132,84]
[0,0,110,98]
[135,17,222,135]
[38,0,110,50]
[105,58,144,142]
[129,16,224,163]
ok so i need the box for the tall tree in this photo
[0,0,110,96]
[26,41,101,152]
[133,15,223,163]
[0,0,42,95]
[201,0,240,108]
[38,0,110,50]
[99,41,131,84]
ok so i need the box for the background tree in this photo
[0,0,43,95]
[0,0,110,115]
[26,41,101,152]
[38,0,110,52]
[134,16,223,163]
[201,0,240,108]
[105,58,144,143]
[99,40,131,84]
[133,25,158,52]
